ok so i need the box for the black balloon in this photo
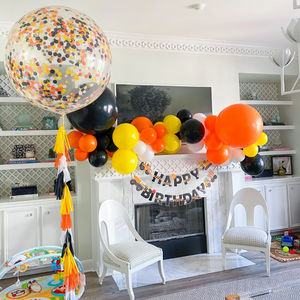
[95,134,110,149]
[88,148,108,167]
[240,154,265,176]
[67,88,118,134]
[177,109,192,123]
[180,119,205,144]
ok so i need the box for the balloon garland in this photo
[130,160,218,206]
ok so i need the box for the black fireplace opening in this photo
[134,198,207,259]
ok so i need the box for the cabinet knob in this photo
[269,189,272,192]
[46,211,50,215]
[291,187,294,190]
[25,213,32,218]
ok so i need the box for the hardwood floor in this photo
[1,251,300,299]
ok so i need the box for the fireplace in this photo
[135,198,207,259]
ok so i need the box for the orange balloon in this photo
[204,115,218,132]
[151,138,165,153]
[78,134,97,152]
[215,104,263,148]
[106,150,114,157]
[68,131,84,149]
[131,117,153,133]
[74,148,89,161]
[140,128,157,144]
[205,132,223,150]
[154,124,167,138]
[206,144,230,165]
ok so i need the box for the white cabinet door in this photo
[42,205,62,246]
[4,208,39,259]
[265,184,289,230]
[288,183,300,228]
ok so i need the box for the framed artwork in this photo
[271,156,293,175]
[114,84,212,125]
[43,117,56,130]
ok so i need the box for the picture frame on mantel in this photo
[271,156,293,175]
[113,83,212,125]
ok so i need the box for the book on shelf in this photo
[273,148,291,151]
[10,194,38,199]
[8,159,38,164]
[45,158,56,162]
[9,157,37,161]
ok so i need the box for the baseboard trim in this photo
[81,259,93,272]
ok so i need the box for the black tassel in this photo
[54,171,65,200]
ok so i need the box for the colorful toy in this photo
[281,235,294,248]
[0,246,85,299]
[283,246,289,253]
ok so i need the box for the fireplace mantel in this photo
[90,153,245,275]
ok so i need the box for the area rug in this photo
[270,236,300,262]
[113,252,254,291]
[147,268,300,300]
[0,274,84,300]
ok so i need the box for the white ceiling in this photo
[0,0,300,49]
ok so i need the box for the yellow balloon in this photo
[256,132,268,146]
[113,124,139,150]
[112,149,138,174]
[243,144,259,157]
[162,133,180,151]
[163,143,181,154]
[154,121,164,126]
[163,115,173,123]
[164,116,182,134]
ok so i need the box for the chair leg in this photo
[99,265,107,285]
[265,247,270,277]
[125,269,135,300]
[222,243,226,270]
[158,258,166,284]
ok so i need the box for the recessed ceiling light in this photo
[190,3,206,10]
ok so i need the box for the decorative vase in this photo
[276,114,280,123]
[278,166,286,176]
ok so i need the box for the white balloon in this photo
[138,145,154,162]
[187,139,205,153]
[222,157,232,166]
[193,113,206,124]
[231,149,245,163]
[132,140,146,155]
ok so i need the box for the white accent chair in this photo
[222,187,271,276]
[98,199,166,300]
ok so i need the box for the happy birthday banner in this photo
[130,159,217,206]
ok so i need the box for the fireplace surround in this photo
[91,153,245,275]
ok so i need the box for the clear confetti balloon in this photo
[5,6,112,114]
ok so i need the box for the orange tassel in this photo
[55,153,63,168]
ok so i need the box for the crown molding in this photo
[0,21,282,57]
[105,31,279,57]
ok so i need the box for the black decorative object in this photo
[11,185,37,196]
[180,119,205,144]
[176,109,193,123]
[88,148,108,167]
[12,144,35,159]
[67,88,118,134]
[240,154,265,176]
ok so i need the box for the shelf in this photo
[0,129,74,136]
[240,100,293,105]
[263,125,294,130]
[0,97,27,104]
[0,194,77,206]
[259,150,296,156]
[0,161,77,170]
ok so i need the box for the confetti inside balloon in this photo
[5,6,112,114]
